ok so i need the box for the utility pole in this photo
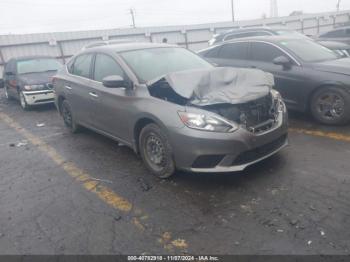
[270,0,278,17]
[129,8,136,28]
[231,0,235,22]
[337,0,341,12]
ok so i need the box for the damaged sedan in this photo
[54,43,288,178]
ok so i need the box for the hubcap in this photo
[316,92,345,120]
[145,133,166,169]
[62,105,73,127]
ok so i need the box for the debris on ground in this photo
[9,143,15,147]
[309,205,316,211]
[320,230,325,236]
[277,229,284,233]
[36,123,45,127]
[138,178,152,191]
[307,240,312,245]
[90,177,113,184]
[289,219,299,226]
[114,215,122,221]
[16,141,28,147]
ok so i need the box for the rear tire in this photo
[310,87,350,125]
[61,100,80,133]
[139,123,175,178]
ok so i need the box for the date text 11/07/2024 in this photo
[127,255,220,261]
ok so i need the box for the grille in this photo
[192,155,225,168]
[233,135,287,165]
[204,94,278,133]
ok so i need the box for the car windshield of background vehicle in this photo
[120,47,212,82]
[17,58,61,74]
[276,30,309,38]
[280,39,340,62]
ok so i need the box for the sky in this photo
[0,0,349,34]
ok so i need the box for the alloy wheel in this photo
[316,92,345,121]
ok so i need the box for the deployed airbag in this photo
[148,67,274,106]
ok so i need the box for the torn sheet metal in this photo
[149,67,274,106]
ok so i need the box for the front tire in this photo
[61,100,80,133]
[139,124,175,178]
[310,87,350,125]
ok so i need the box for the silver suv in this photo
[53,42,288,178]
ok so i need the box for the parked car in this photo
[318,26,350,45]
[3,56,62,110]
[209,27,350,57]
[53,42,288,178]
[199,36,350,125]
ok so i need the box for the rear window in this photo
[218,42,249,60]
[72,54,93,78]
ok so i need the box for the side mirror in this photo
[102,75,128,88]
[0,79,4,89]
[273,56,292,69]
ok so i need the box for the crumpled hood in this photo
[17,71,57,85]
[149,67,274,106]
[312,58,350,76]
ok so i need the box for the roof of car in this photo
[222,35,302,44]
[218,27,292,35]
[85,42,178,53]
[9,55,56,62]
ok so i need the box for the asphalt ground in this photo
[0,89,349,255]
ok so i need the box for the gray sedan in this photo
[53,43,288,178]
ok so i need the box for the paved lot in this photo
[0,89,349,255]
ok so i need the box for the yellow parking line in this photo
[289,127,350,142]
[0,112,188,251]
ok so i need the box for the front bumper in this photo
[23,90,54,105]
[168,108,289,173]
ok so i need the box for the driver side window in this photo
[93,53,125,82]
[250,42,286,63]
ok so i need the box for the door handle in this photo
[89,92,99,98]
[65,85,72,90]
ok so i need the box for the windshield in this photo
[120,47,212,82]
[17,58,61,74]
[276,30,309,39]
[279,39,339,62]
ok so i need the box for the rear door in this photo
[63,53,95,126]
[89,53,132,142]
[207,42,250,68]
[247,41,308,109]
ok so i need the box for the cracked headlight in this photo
[24,84,45,91]
[271,89,284,112]
[178,111,238,133]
